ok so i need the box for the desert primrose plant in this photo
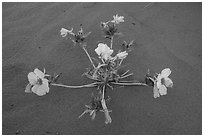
[25,14,173,124]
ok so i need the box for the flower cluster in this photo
[60,24,91,46]
[25,14,174,124]
[100,14,124,39]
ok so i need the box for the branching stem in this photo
[119,73,134,79]
[82,46,96,68]
[101,85,112,124]
[121,70,130,77]
[111,82,148,86]
[119,58,124,66]
[51,82,102,88]
[110,36,113,49]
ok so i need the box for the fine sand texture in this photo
[2,2,202,135]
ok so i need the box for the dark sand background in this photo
[2,2,202,135]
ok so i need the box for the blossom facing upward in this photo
[111,14,124,24]
[116,51,128,60]
[60,28,74,37]
[95,43,113,61]
[153,68,173,98]
[26,68,50,96]
[100,21,109,28]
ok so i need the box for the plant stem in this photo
[119,58,124,66]
[92,63,108,79]
[120,70,130,77]
[101,85,112,124]
[110,36,113,49]
[111,82,148,86]
[116,80,140,83]
[82,47,96,68]
[147,76,155,83]
[51,82,102,88]
[102,85,105,99]
[119,73,134,79]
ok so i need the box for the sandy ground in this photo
[2,2,202,135]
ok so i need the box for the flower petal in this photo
[42,78,49,85]
[32,83,49,96]
[95,43,113,60]
[34,68,44,79]
[31,84,40,94]
[164,77,173,87]
[28,72,38,85]
[25,83,32,93]
[153,84,160,98]
[42,79,49,93]
[111,14,124,24]
[102,49,113,60]
[109,49,113,55]
[161,68,171,78]
[156,76,162,87]
[37,84,49,96]
[95,43,104,56]
[60,28,68,32]
[60,28,68,37]
[158,84,167,96]
[156,74,162,84]
[118,16,124,21]
[116,51,128,59]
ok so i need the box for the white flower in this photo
[111,14,124,24]
[60,28,74,37]
[153,68,173,98]
[95,43,113,61]
[116,51,128,59]
[101,21,109,28]
[27,68,49,96]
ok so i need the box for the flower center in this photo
[37,78,43,85]
[161,78,165,85]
